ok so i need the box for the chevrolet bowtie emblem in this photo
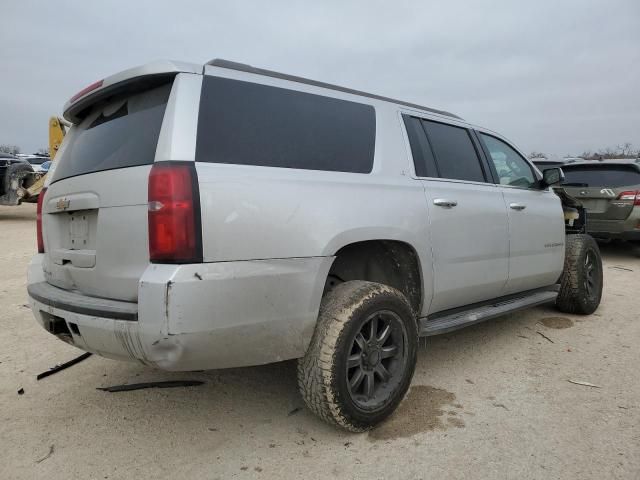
[56,198,70,211]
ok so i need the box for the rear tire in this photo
[556,234,603,315]
[297,281,418,432]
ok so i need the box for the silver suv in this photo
[28,59,603,431]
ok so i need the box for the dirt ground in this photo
[1,204,639,480]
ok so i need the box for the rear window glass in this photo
[561,166,640,187]
[51,82,171,183]
[422,120,486,183]
[195,76,375,173]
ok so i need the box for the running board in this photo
[419,289,558,336]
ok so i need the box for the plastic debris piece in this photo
[568,379,601,388]
[36,352,92,380]
[97,380,204,392]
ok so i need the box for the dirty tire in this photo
[556,234,603,315]
[297,280,417,432]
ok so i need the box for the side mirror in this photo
[542,167,564,188]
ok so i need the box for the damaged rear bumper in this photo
[27,254,332,371]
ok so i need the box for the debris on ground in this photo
[536,331,555,343]
[609,266,633,272]
[97,380,204,392]
[287,407,302,416]
[568,380,602,388]
[35,445,54,464]
[36,352,92,380]
[17,388,24,395]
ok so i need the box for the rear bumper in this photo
[587,211,640,241]
[28,254,332,371]
[590,231,640,241]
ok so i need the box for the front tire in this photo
[297,281,418,432]
[556,234,603,315]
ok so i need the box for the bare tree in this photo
[528,151,546,159]
[617,142,633,157]
[576,144,637,160]
[36,147,50,156]
[0,144,21,155]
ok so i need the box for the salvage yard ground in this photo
[1,204,639,479]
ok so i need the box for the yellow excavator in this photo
[0,116,68,205]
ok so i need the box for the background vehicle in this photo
[532,157,586,172]
[560,160,640,242]
[532,159,567,171]
[27,59,602,431]
[0,117,67,206]
[25,155,51,172]
[0,153,36,205]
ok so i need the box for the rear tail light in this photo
[148,162,202,263]
[36,188,47,253]
[617,190,640,206]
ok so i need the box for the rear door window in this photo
[421,120,486,182]
[196,76,376,173]
[561,166,640,187]
[51,82,171,183]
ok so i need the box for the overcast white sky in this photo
[2,1,639,156]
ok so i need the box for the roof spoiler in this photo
[63,60,201,123]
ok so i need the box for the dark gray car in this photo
[559,160,640,241]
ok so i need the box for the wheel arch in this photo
[325,238,424,316]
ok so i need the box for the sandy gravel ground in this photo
[1,204,639,479]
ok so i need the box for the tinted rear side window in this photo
[422,120,485,182]
[402,115,438,177]
[52,82,171,183]
[196,76,375,173]
[561,166,640,187]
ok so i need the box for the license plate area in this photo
[581,199,608,214]
[69,212,90,248]
[56,209,98,251]
[48,209,98,268]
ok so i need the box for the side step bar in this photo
[419,287,559,336]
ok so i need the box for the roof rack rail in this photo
[205,58,462,120]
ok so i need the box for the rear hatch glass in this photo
[561,165,640,188]
[51,82,171,183]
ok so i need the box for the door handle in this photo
[433,198,458,208]
[509,203,527,211]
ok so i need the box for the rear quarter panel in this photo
[195,101,434,315]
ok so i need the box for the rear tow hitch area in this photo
[41,311,76,344]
